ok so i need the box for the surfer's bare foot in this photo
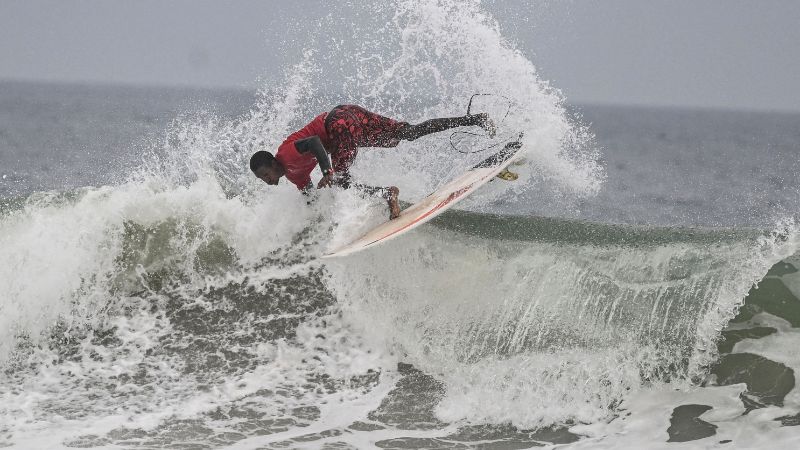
[471,112,496,138]
[387,186,400,220]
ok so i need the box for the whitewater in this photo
[2,0,800,448]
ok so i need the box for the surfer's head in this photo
[250,151,284,185]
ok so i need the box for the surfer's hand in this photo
[317,173,334,189]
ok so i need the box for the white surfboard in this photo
[322,140,523,258]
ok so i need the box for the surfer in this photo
[249,104,495,219]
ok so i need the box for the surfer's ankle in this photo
[387,186,400,219]
[469,112,496,138]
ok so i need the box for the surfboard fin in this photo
[496,168,518,181]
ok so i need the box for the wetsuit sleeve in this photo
[294,136,333,175]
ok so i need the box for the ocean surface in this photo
[3,1,800,449]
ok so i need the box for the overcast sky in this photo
[1,0,798,111]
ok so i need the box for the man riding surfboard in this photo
[249,104,494,219]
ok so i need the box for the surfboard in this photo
[322,139,523,258]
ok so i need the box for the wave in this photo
[324,212,799,427]
[4,173,795,433]
[1,0,797,446]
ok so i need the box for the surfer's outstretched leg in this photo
[398,113,495,141]
[325,105,494,156]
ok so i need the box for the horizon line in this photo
[2,77,798,116]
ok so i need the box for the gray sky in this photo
[1,0,799,111]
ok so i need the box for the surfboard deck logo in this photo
[322,140,523,258]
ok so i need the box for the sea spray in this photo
[334,0,604,204]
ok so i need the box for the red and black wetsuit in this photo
[275,104,483,191]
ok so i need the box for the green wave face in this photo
[429,207,764,246]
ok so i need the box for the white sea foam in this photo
[563,312,800,449]
[326,226,769,425]
[0,174,313,361]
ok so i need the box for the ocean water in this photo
[2,1,800,448]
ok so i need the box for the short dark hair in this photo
[250,151,276,173]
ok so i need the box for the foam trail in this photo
[0,175,316,364]
[0,189,122,362]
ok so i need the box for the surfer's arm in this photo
[294,136,334,188]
